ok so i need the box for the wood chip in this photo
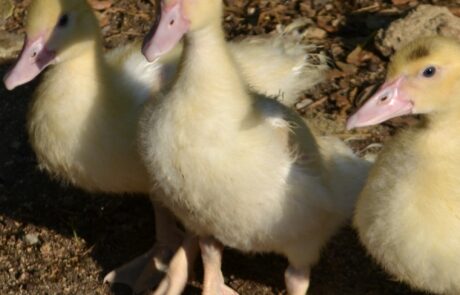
[88,0,112,11]
[346,46,363,65]
[303,27,327,39]
[336,61,358,75]
[392,0,411,5]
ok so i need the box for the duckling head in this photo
[347,36,460,129]
[142,0,223,61]
[4,0,100,90]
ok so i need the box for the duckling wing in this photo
[229,24,330,107]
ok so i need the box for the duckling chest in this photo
[143,97,292,227]
[357,131,460,264]
[27,91,149,193]
[355,132,460,293]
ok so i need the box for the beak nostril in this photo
[380,96,388,102]
[170,19,175,26]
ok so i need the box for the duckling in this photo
[140,0,370,294]
[4,0,182,292]
[348,36,460,295]
[3,0,329,292]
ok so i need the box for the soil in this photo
[1,0,459,294]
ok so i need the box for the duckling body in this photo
[141,1,369,293]
[28,42,152,193]
[355,121,460,294]
[349,36,460,294]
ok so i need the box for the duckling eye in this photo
[422,66,436,78]
[57,14,69,28]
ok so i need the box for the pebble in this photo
[24,233,40,246]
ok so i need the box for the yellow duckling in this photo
[349,36,460,295]
[140,0,370,294]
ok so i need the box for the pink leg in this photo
[104,202,184,293]
[285,265,310,295]
[153,232,199,295]
[200,237,238,295]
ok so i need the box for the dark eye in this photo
[57,14,69,28]
[422,66,436,78]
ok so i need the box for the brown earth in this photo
[1,0,458,294]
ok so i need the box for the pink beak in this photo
[347,76,414,129]
[142,0,190,62]
[3,34,56,91]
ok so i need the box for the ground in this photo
[0,0,458,294]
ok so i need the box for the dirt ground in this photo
[1,0,459,294]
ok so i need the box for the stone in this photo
[375,5,460,56]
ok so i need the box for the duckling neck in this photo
[175,22,250,107]
[415,107,460,155]
[56,41,109,89]
[426,106,460,132]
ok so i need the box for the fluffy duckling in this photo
[348,36,460,295]
[140,0,370,294]
[4,0,181,292]
[4,0,329,292]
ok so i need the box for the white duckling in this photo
[140,0,370,294]
[348,36,460,295]
[3,0,329,293]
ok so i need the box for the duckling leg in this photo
[153,232,199,295]
[200,237,239,295]
[103,203,184,293]
[285,265,310,295]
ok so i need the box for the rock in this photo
[375,5,460,56]
[0,32,23,64]
[24,233,40,246]
[0,0,13,24]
